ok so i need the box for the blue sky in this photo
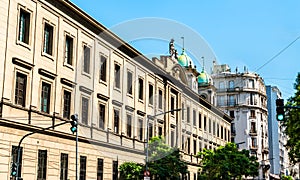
[71,0,300,100]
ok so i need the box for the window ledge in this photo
[63,62,74,71]
[42,52,55,61]
[16,40,31,50]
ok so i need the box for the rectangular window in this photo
[250,122,256,133]
[138,78,144,100]
[187,107,190,123]
[193,139,197,155]
[204,116,207,131]
[148,84,153,105]
[171,130,175,147]
[158,126,162,136]
[217,123,220,137]
[113,109,120,133]
[81,97,89,125]
[63,90,71,119]
[193,110,196,126]
[114,64,120,89]
[100,55,107,82]
[11,146,23,179]
[15,72,27,107]
[229,111,235,118]
[126,114,132,137]
[221,126,224,139]
[83,45,90,74]
[170,96,175,114]
[181,135,185,150]
[65,35,73,65]
[138,119,143,141]
[182,103,185,120]
[198,113,202,129]
[127,71,132,95]
[37,150,47,180]
[80,156,86,180]
[213,121,216,135]
[149,122,153,139]
[187,137,190,154]
[158,90,163,109]
[43,23,53,55]
[97,158,103,180]
[99,104,105,129]
[112,161,118,180]
[18,9,30,44]
[60,153,68,180]
[208,119,211,133]
[41,82,51,113]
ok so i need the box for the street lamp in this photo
[144,108,182,178]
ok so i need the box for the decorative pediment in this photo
[171,64,188,85]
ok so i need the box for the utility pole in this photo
[145,108,182,179]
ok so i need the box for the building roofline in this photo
[48,0,232,123]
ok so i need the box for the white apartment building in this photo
[211,64,270,179]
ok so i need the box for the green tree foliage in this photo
[119,162,143,180]
[284,72,300,164]
[198,143,259,180]
[148,136,188,179]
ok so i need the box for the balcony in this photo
[262,146,269,154]
[249,130,257,136]
[249,145,258,151]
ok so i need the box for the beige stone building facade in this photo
[0,0,231,179]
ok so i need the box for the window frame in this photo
[79,156,87,180]
[40,81,51,113]
[63,90,71,119]
[126,70,133,95]
[99,103,106,129]
[42,21,54,56]
[126,114,132,137]
[114,63,121,89]
[113,109,120,134]
[15,72,27,107]
[148,83,154,106]
[97,158,104,180]
[83,45,91,74]
[37,149,47,180]
[158,89,163,109]
[138,118,143,141]
[99,54,107,82]
[17,7,31,46]
[64,34,74,66]
[81,96,89,125]
[138,77,144,101]
[60,153,68,180]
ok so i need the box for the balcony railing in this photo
[249,130,257,136]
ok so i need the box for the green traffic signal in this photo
[70,114,78,134]
[277,114,284,121]
[276,99,285,121]
[11,163,17,177]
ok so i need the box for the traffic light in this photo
[276,99,285,121]
[11,162,17,177]
[70,114,78,133]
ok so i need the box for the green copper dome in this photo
[177,49,193,67]
[198,70,209,84]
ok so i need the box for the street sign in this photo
[144,177,150,180]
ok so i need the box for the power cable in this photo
[255,36,300,72]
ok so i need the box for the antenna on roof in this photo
[202,56,205,72]
[181,36,185,50]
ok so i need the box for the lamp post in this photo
[144,108,182,179]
